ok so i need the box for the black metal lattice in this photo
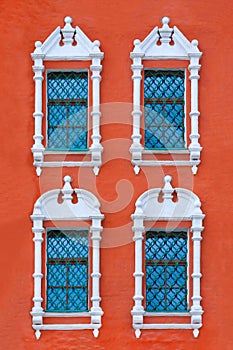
[47,71,88,150]
[46,229,89,312]
[145,231,188,312]
[144,70,185,149]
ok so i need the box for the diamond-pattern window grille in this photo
[144,70,185,149]
[47,71,88,150]
[145,230,188,312]
[46,229,89,312]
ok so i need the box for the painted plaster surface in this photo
[0,0,232,349]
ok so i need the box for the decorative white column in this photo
[130,40,144,175]
[31,42,45,177]
[190,200,205,338]
[131,212,145,339]
[90,41,104,176]
[188,43,202,175]
[90,219,104,338]
[30,203,45,340]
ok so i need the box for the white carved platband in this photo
[31,16,104,176]
[31,176,104,339]
[130,16,202,175]
[131,175,205,338]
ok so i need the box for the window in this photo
[145,230,188,312]
[144,70,185,150]
[31,16,104,176]
[30,176,104,339]
[46,229,88,312]
[47,71,88,151]
[130,16,202,175]
[131,175,205,338]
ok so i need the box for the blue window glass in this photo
[47,71,88,150]
[144,70,185,149]
[145,231,188,312]
[46,229,88,312]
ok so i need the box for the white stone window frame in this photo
[130,16,202,175]
[131,175,205,339]
[31,16,104,176]
[30,176,104,339]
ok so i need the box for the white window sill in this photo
[44,150,90,155]
[43,311,91,318]
[144,312,190,317]
[143,149,189,155]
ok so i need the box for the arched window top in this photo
[32,175,104,221]
[131,16,202,60]
[133,175,204,221]
[31,176,104,339]
[131,175,205,339]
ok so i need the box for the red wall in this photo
[0,0,232,349]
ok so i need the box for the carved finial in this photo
[36,166,42,176]
[133,39,142,54]
[164,175,172,184]
[64,175,72,183]
[61,16,75,46]
[159,16,173,45]
[192,39,199,47]
[193,328,199,338]
[35,41,42,49]
[34,41,43,54]
[192,165,198,175]
[35,329,41,340]
[93,329,99,338]
[162,175,174,201]
[92,40,101,53]
[161,16,170,25]
[93,166,100,176]
[62,175,73,201]
[93,40,100,48]
[64,16,72,24]
[134,165,140,174]
[135,329,141,338]
[134,39,141,47]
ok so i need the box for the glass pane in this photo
[47,287,67,311]
[146,287,165,312]
[47,264,66,287]
[67,287,87,311]
[46,230,88,312]
[47,71,88,150]
[166,288,187,311]
[144,70,185,149]
[145,231,188,312]
[146,265,165,287]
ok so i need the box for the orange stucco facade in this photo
[0,0,233,349]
